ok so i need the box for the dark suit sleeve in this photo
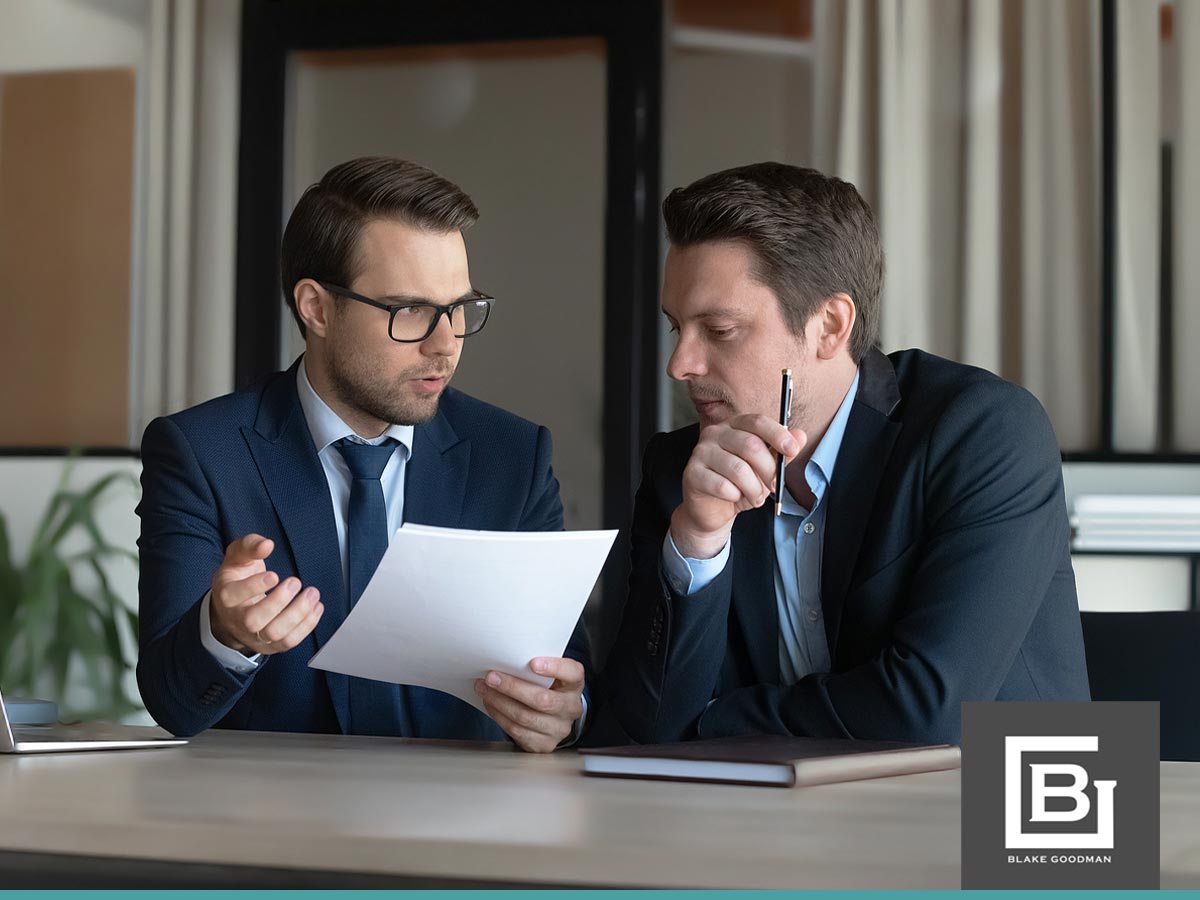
[135,416,256,736]
[698,381,1071,744]
[587,433,741,745]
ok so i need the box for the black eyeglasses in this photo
[318,282,495,343]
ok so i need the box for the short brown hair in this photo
[280,157,479,337]
[662,162,882,363]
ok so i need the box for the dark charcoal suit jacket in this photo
[600,348,1089,746]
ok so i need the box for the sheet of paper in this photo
[308,523,617,712]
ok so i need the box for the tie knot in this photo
[334,437,398,481]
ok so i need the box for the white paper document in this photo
[308,523,617,711]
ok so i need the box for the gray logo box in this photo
[961,701,1159,889]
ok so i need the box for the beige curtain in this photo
[1175,0,1200,450]
[1019,0,1101,452]
[814,0,1101,451]
[1112,1,1160,451]
[135,0,240,439]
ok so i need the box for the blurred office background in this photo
[0,0,1197,716]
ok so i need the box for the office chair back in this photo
[1080,610,1200,762]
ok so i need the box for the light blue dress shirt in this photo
[663,370,860,685]
[199,359,413,672]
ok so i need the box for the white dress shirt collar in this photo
[296,357,414,456]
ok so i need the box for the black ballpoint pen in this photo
[775,368,792,516]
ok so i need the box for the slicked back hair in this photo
[280,156,479,337]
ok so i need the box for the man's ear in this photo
[815,292,856,360]
[294,279,332,339]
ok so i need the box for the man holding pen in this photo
[600,162,1089,746]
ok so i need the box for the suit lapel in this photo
[242,363,351,732]
[403,405,470,528]
[731,503,780,685]
[821,349,902,659]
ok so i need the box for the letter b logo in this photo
[1005,736,1116,849]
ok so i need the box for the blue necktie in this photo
[334,437,412,736]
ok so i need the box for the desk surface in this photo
[1,729,1197,889]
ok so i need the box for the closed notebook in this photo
[579,735,961,787]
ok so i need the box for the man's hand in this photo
[671,414,806,559]
[474,657,585,753]
[209,534,324,656]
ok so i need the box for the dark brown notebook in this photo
[579,735,961,787]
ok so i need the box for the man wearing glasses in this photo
[136,157,587,751]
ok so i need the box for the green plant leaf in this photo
[27,451,76,554]
[0,515,23,654]
[65,546,138,567]
[44,471,136,553]
[1,456,143,718]
[87,559,132,671]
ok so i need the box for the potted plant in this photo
[0,456,142,719]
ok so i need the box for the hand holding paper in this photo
[308,524,617,736]
[474,655,586,753]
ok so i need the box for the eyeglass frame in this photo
[316,281,496,343]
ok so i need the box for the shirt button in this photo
[803,522,815,535]
[806,608,820,623]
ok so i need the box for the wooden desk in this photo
[1,729,1197,888]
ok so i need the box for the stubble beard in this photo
[326,339,453,427]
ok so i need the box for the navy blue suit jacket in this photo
[136,360,585,739]
[600,349,1090,746]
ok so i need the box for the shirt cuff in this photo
[558,690,589,749]
[199,590,263,674]
[661,532,731,595]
